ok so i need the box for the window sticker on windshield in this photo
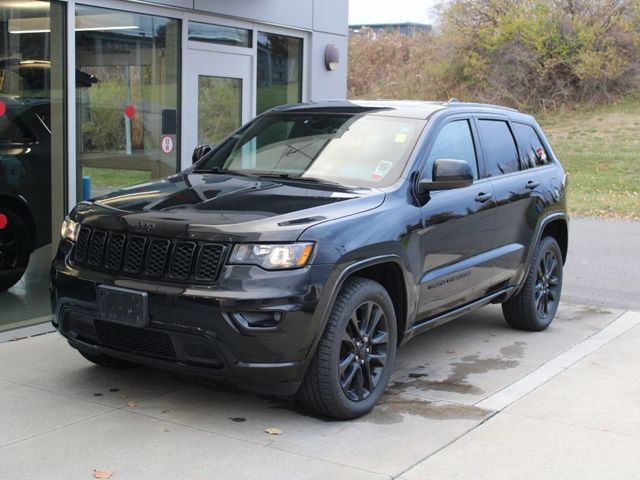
[372,160,393,181]
[395,133,408,143]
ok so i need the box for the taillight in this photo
[0,213,7,230]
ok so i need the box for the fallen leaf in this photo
[93,469,113,479]
[161,409,170,414]
[265,427,283,435]
[119,394,128,399]
[127,401,137,408]
[164,428,170,433]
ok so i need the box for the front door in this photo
[182,49,252,168]
[416,117,497,321]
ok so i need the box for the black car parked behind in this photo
[51,100,568,419]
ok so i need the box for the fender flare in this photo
[304,254,411,364]
[514,211,569,297]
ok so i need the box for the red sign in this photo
[0,100,6,117]
[124,104,136,119]
[161,135,174,154]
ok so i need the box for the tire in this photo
[0,208,31,293]
[297,277,397,420]
[503,236,563,331]
[80,351,139,369]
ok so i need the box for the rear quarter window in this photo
[512,123,551,169]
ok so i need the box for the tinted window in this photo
[513,123,550,169]
[478,120,519,176]
[188,22,252,48]
[257,33,303,114]
[426,120,478,179]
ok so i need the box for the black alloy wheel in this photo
[0,209,31,292]
[535,249,560,319]
[503,236,563,331]
[297,277,397,420]
[340,300,389,402]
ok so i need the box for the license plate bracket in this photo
[97,285,148,327]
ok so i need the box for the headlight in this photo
[60,217,80,242]
[229,243,314,270]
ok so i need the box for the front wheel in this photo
[0,209,31,293]
[503,236,563,331]
[297,277,397,420]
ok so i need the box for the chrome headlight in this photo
[229,243,314,270]
[60,217,80,242]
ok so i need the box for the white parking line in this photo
[476,310,640,412]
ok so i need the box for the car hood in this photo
[73,172,385,242]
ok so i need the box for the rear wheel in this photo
[80,351,139,369]
[297,277,397,420]
[503,236,563,331]
[0,209,31,292]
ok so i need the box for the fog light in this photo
[231,311,283,329]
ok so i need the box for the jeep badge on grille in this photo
[131,221,156,233]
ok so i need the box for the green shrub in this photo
[348,0,640,111]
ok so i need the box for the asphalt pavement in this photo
[562,216,640,311]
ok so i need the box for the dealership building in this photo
[0,0,348,334]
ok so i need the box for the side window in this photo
[425,120,478,180]
[513,123,550,169]
[477,120,519,177]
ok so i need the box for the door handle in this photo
[475,192,493,203]
[526,180,540,190]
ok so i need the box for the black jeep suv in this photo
[51,100,568,419]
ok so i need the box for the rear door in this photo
[475,116,542,287]
[416,116,497,321]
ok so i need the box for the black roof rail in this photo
[445,100,519,112]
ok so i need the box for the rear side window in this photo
[477,120,519,176]
[425,120,478,179]
[513,123,550,169]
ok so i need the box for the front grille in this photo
[72,226,226,284]
[94,320,176,359]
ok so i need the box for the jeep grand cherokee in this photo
[51,100,568,419]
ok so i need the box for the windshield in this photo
[195,112,425,188]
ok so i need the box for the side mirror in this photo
[192,144,213,164]
[418,158,474,193]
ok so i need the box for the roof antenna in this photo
[448,97,460,103]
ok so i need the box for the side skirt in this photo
[408,287,516,338]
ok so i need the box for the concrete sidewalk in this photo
[0,304,637,479]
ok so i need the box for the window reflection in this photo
[0,0,65,330]
[75,5,180,197]
[257,32,302,114]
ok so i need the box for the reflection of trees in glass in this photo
[79,65,156,153]
[198,76,241,146]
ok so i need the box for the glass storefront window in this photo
[257,32,302,114]
[198,75,242,145]
[188,22,252,48]
[75,5,180,197]
[0,0,65,332]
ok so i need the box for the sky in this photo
[348,0,439,26]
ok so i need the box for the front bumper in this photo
[51,240,333,395]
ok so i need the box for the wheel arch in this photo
[312,256,411,355]
[510,212,568,299]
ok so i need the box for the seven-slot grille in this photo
[72,226,225,284]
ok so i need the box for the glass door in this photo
[181,49,252,168]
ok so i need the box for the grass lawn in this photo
[83,167,151,193]
[539,96,640,219]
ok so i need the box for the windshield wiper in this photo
[192,166,255,178]
[256,172,344,187]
